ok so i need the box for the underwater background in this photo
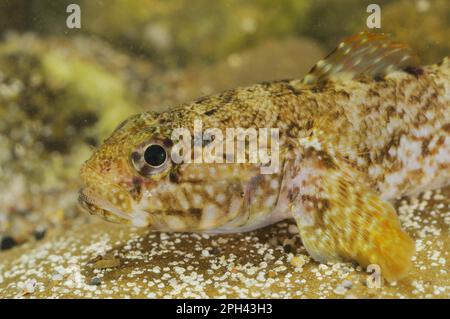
[0,0,448,298]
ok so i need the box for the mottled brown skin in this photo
[80,33,449,282]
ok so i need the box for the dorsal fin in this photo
[303,32,419,85]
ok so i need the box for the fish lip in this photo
[78,187,151,227]
[78,187,97,215]
[78,187,132,224]
[78,187,102,213]
[78,187,94,209]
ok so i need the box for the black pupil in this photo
[144,144,167,167]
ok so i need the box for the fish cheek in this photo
[129,176,144,201]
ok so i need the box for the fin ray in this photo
[303,32,419,85]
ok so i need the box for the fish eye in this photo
[131,141,170,177]
[144,144,167,167]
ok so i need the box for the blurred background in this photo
[0,0,448,250]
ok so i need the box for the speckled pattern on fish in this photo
[79,32,450,283]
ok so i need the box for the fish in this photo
[79,32,450,282]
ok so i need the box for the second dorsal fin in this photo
[303,32,419,85]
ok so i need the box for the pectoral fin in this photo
[287,147,415,282]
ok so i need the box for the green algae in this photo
[0,34,139,188]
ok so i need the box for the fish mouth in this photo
[78,187,132,224]
[78,187,151,227]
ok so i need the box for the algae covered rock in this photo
[0,33,143,239]
[1,0,310,68]
[2,0,447,68]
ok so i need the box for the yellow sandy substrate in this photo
[0,186,448,298]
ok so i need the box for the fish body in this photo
[79,33,450,281]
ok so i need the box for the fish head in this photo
[79,111,262,230]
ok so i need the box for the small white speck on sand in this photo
[333,285,347,295]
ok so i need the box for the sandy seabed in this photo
[0,186,448,299]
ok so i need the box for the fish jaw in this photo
[78,182,152,227]
[78,186,132,225]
